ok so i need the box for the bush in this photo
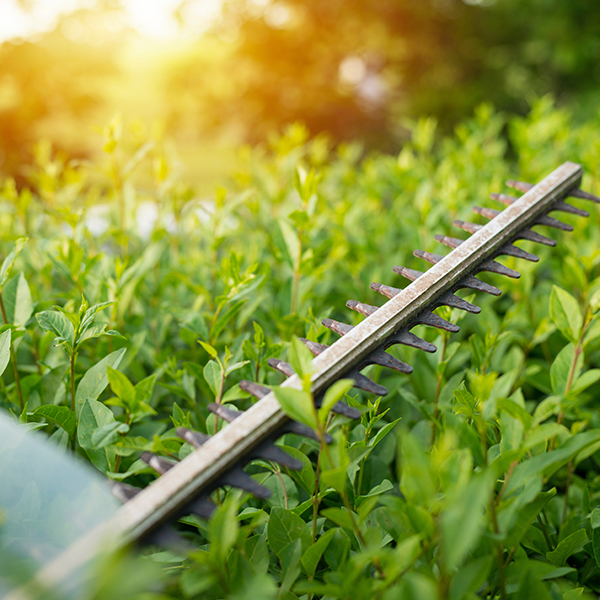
[1,98,600,599]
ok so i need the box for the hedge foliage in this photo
[1,98,600,599]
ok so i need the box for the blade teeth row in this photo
[346,299,378,316]
[323,316,436,354]
[416,311,460,332]
[141,452,175,475]
[414,247,520,279]
[266,358,361,419]
[507,179,600,203]
[476,203,572,231]
[516,228,556,247]
[299,337,391,393]
[234,383,330,441]
[492,192,589,217]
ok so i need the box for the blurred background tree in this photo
[0,0,599,183]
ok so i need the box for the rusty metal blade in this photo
[239,380,271,399]
[515,228,557,247]
[324,316,436,353]
[370,282,401,298]
[454,220,482,234]
[498,244,539,262]
[300,338,402,382]
[373,278,479,313]
[389,330,437,353]
[346,299,378,316]
[507,179,600,203]
[186,496,216,520]
[392,265,423,281]
[141,452,176,475]
[415,310,460,332]
[321,318,354,336]
[265,360,361,419]
[457,274,502,296]
[479,259,520,279]
[535,214,573,231]
[111,483,141,504]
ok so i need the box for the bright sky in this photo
[0,0,221,42]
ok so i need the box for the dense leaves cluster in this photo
[1,99,600,598]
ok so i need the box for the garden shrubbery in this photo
[1,98,600,599]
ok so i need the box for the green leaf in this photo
[274,386,317,430]
[107,366,136,407]
[78,398,116,473]
[549,286,582,343]
[441,471,494,571]
[288,336,313,379]
[91,421,129,448]
[0,237,27,286]
[199,340,218,358]
[203,360,223,397]
[279,444,315,494]
[571,369,600,395]
[279,218,301,268]
[209,495,239,565]
[318,379,353,424]
[320,507,357,532]
[135,374,157,404]
[33,404,76,436]
[36,310,75,349]
[267,507,311,557]
[2,274,33,326]
[546,528,587,566]
[550,344,582,395]
[300,528,337,576]
[279,538,302,595]
[0,329,11,377]
[75,348,127,416]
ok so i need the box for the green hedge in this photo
[1,97,600,599]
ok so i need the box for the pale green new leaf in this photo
[549,285,582,343]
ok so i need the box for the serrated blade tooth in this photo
[264,362,361,420]
[177,427,210,447]
[458,274,502,296]
[454,220,482,234]
[473,206,501,219]
[392,265,423,281]
[479,259,520,279]
[434,234,463,249]
[515,228,557,247]
[569,188,600,203]
[506,179,533,193]
[490,192,517,206]
[438,292,481,313]
[321,318,354,336]
[351,373,388,395]
[220,467,271,499]
[370,349,412,373]
[370,282,401,299]
[239,380,271,399]
[140,452,176,475]
[534,214,573,231]
[346,299,378,316]
[389,330,437,353]
[300,338,329,355]
[413,250,443,264]
[497,243,539,262]
[186,496,216,520]
[268,357,294,377]
[552,200,589,217]
[111,482,141,504]
[415,311,460,333]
